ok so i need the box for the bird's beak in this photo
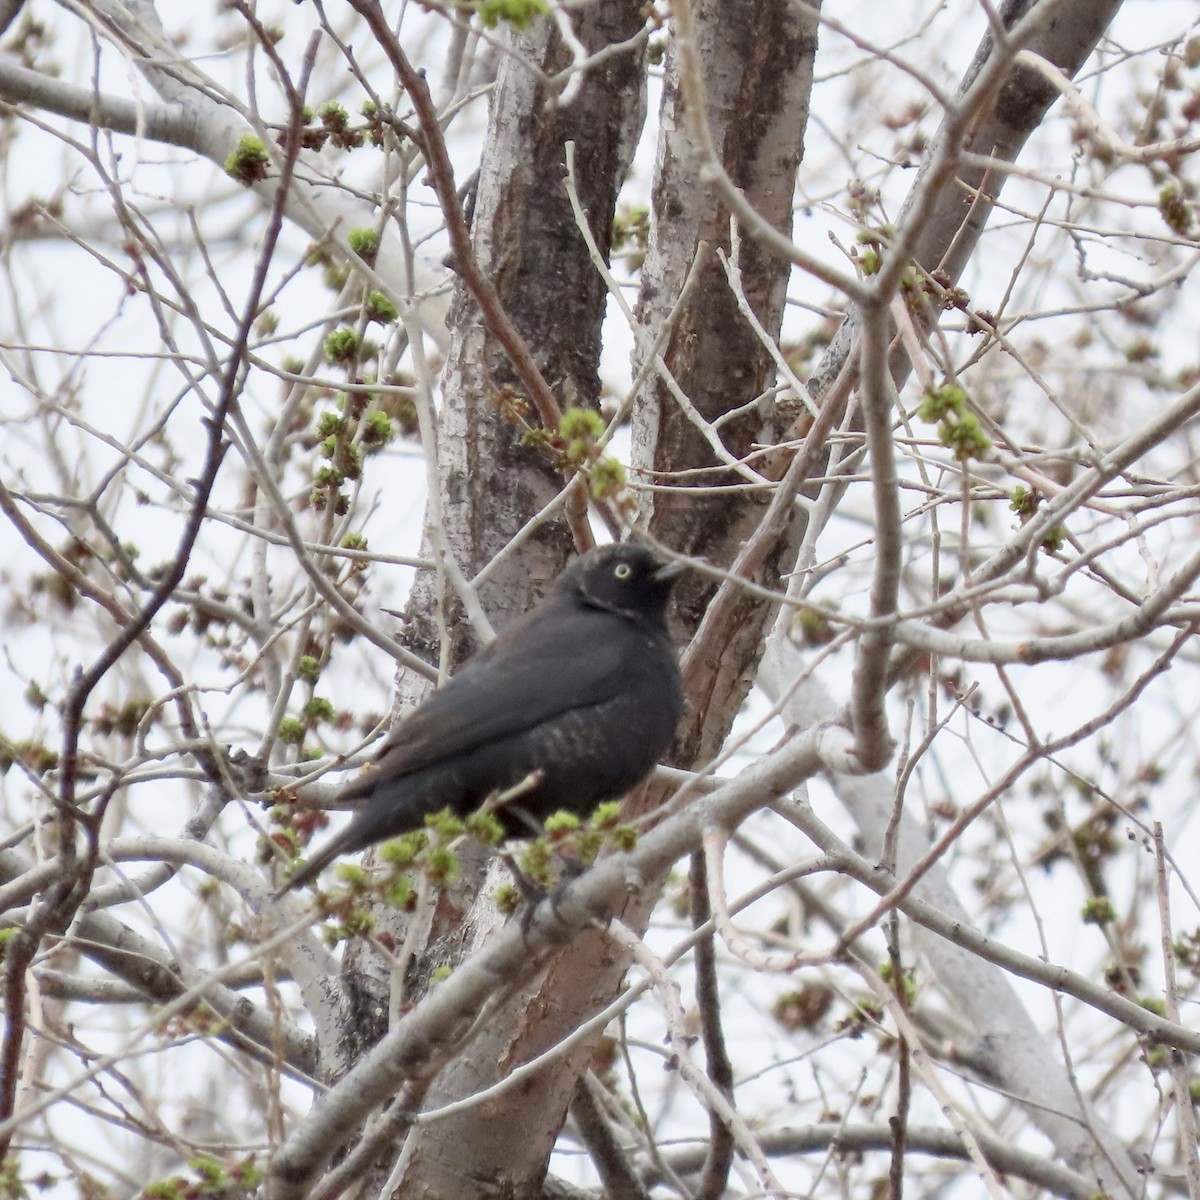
[653,559,688,584]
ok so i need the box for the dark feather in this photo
[282,543,684,891]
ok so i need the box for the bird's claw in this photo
[502,853,587,941]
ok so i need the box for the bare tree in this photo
[1,1,1200,1198]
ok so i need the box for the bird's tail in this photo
[275,827,356,895]
[274,775,441,895]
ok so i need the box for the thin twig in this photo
[688,848,734,1200]
[1154,823,1200,1200]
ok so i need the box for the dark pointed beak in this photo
[652,559,688,584]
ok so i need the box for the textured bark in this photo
[911,0,1124,281]
[333,0,650,1028]
[327,5,652,1195]
[632,0,821,766]
[316,1,1129,1196]
[381,7,822,1195]
[390,885,663,1200]
[809,0,1125,401]
[650,0,1125,778]
[417,0,649,651]
[362,7,826,1196]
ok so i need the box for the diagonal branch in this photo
[268,726,834,1197]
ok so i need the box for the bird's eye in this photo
[613,563,633,580]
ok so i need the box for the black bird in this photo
[283,543,685,891]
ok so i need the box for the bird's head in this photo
[560,543,685,624]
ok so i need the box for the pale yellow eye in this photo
[614,563,633,580]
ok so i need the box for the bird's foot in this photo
[555,853,588,881]
[500,852,544,906]
[501,852,588,941]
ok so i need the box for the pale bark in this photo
[633,0,822,764]
[4,0,1188,1194]
[758,652,1143,1194]
[308,4,656,1195]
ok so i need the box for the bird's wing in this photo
[341,619,632,795]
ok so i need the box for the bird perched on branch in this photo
[282,543,685,892]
